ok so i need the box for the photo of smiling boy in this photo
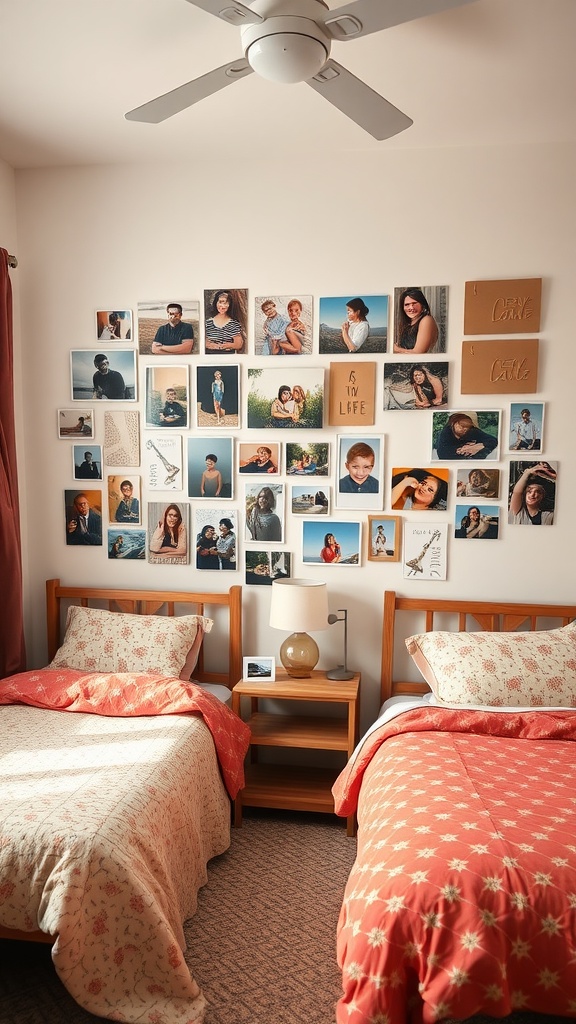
[336,436,382,510]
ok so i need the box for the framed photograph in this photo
[107,528,146,560]
[203,288,248,355]
[456,467,500,499]
[143,434,183,490]
[318,294,389,354]
[286,441,329,477]
[507,460,557,526]
[247,368,324,429]
[147,500,189,564]
[455,504,500,539]
[393,285,448,354]
[302,519,361,566]
[383,361,449,410]
[71,349,137,401]
[103,410,140,467]
[194,508,238,571]
[508,402,544,453]
[238,441,280,475]
[245,549,291,586]
[431,410,500,461]
[196,364,239,428]
[291,485,329,515]
[137,300,199,355]
[108,474,141,526]
[254,294,313,355]
[391,467,449,511]
[64,489,102,547]
[403,523,447,581]
[245,482,284,543]
[336,434,383,510]
[145,365,189,429]
[72,444,102,480]
[58,408,94,439]
[96,309,133,342]
[243,657,275,681]
[187,436,233,499]
[367,515,401,562]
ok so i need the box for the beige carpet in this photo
[0,809,571,1024]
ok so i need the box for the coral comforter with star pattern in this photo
[332,705,576,1024]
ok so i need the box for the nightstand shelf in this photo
[232,669,360,835]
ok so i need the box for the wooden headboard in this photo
[46,578,242,689]
[381,590,576,705]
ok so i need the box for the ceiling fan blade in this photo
[183,0,263,26]
[125,60,253,123]
[307,59,412,141]
[321,0,477,41]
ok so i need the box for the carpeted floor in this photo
[0,809,571,1024]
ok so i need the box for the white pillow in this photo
[405,621,576,707]
[49,605,213,680]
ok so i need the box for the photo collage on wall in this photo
[58,278,551,577]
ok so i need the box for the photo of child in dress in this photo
[196,364,239,428]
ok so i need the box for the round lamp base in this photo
[280,631,319,678]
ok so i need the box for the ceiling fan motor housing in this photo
[241,7,331,84]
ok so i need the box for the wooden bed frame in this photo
[1,577,243,945]
[381,590,576,704]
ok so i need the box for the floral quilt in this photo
[0,672,251,1023]
[333,705,576,1024]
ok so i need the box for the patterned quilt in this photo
[333,705,576,1024]
[0,672,251,1023]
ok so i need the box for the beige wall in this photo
[12,142,576,729]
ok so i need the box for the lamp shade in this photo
[269,579,329,633]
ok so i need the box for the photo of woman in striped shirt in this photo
[204,288,246,354]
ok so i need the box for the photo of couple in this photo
[247,368,323,430]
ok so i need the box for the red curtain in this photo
[0,248,26,676]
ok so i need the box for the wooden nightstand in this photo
[232,669,360,836]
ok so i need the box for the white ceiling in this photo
[0,0,574,170]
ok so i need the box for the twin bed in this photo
[333,591,576,1024]
[0,579,249,1024]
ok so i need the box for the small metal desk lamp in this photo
[326,608,354,681]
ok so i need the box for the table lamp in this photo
[269,578,328,678]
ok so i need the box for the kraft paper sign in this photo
[464,278,542,335]
[328,362,375,425]
[461,340,539,394]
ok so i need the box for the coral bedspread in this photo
[333,705,576,1024]
[0,670,251,1023]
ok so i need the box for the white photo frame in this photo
[243,657,275,681]
[245,481,284,543]
[58,408,94,439]
[507,402,544,453]
[71,349,137,401]
[403,523,448,580]
[336,434,383,510]
[145,365,189,429]
[302,519,361,566]
[72,444,102,481]
[431,410,500,462]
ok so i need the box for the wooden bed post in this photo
[45,578,61,663]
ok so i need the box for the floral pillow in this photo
[405,621,576,706]
[48,605,213,680]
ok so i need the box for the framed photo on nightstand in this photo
[243,657,275,681]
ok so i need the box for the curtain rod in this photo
[8,254,18,268]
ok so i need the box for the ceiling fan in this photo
[125,0,477,140]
